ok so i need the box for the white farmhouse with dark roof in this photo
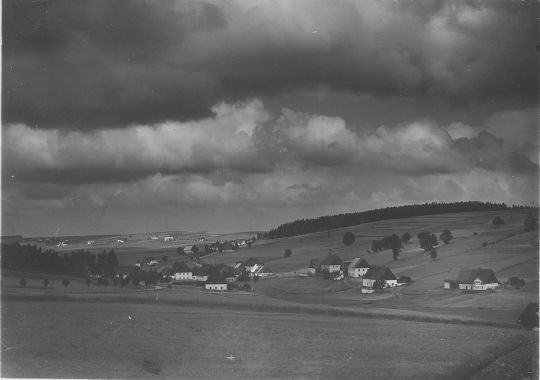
[348,258,370,278]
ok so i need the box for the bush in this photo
[343,232,355,246]
[398,275,412,284]
[482,242,488,247]
[284,249,292,257]
[401,232,411,243]
[507,277,525,288]
[492,216,504,228]
[43,279,50,288]
[19,278,27,287]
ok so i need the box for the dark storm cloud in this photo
[3,0,538,129]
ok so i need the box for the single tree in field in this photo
[390,234,402,260]
[439,230,453,245]
[401,232,411,243]
[429,248,438,260]
[343,231,355,246]
[492,216,504,228]
[62,278,70,290]
[191,245,199,254]
[284,249,292,258]
[524,213,537,232]
[20,278,27,287]
[43,279,50,288]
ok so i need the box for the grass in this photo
[2,300,536,379]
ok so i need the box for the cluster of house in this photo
[309,254,505,294]
[310,254,399,293]
[114,257,272,292]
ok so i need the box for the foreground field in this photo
[2,300,537,379]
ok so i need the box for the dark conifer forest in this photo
[268,202,529,239]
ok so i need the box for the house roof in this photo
[321,254,342,266]
[174,261,191,273]
[456,268,499,284]
[349,258,370,269]
[364,266,396,281]
[244,257,263,267]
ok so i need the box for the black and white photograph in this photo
[1,0,539,378]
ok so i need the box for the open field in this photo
[2,300,537,379]
[2,209,538,378]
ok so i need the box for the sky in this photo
[2,0,539,237]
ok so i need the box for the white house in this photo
[446,268,499,291]
[348,258,370,278]
[205,283,227,291]
[173,262,193,280]
[319,254,342,273]
[251,264,272,278]
[193,275,209,282]
[163,236,174,242]
[362,266,397,289]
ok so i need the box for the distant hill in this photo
[268,201,531,239]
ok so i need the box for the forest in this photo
[268,201,527,239]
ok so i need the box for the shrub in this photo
[343,232,355,246]
[482,242,488,247]
[401,232,411,243]
[398,276,412,284]
[19,278,27,287]
[284,249,292,257]
[43,279,50,288]
[492,216,504,228]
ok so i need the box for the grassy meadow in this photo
[2,300,537,379]
[2,209,538,378]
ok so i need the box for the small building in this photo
[320,254,342,273]
[447,268,499,291]
[205,283,227,291]
[348,258,370,278]
[163,236,174,242]
[225,276,237,283]
[362,266,397,289]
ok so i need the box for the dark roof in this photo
[364,266,396,281]
[321,254,342,266]
[174,261,191,273]
[517,303,539,328]
[350,258,370,269]
[456,268,499,284]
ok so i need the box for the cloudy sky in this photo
[2,0,538,237]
